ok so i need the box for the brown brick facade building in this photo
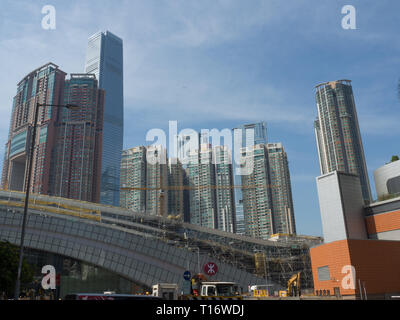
[311,202,400,299]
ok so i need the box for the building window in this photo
[317,266,330,281]
[387,176,400,195]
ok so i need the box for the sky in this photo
[0,0,399,237]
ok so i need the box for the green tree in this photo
[391,155,399,162]
[0,241,34,298]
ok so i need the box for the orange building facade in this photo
[365,209,400,236]
[310,206,400,299]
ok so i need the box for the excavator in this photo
[287,272,301,297]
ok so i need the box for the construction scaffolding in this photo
[100,206,322,291]
[0,189,322,291]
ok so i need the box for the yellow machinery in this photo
[287,272,301,297]
[278,290,287,297]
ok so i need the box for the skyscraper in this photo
[50,74,104,202]
[85,31,124,207]
[241,144,274,239]
[186,143,236,232]
[120,145,168,217]
[267,143,296,234]
[314,80,372,203]
[120,146,147,212]
[187,143,217,229]
[214,145,236,233]
[232,122,267,235]
[168,158,185,220]
[146,145,168,217]
[241,142,296,240]
[2,63,104,203]
[2,63,66,193]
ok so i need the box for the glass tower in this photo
[85,31,124,206]
[232,122,267,235]
[314,80,372,203]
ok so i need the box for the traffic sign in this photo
[182,280,191,295]
[183,270,192,281]
[203,262,218,276]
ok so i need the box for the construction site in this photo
[119,180,322,295]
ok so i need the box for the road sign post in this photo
[183,270,192,281]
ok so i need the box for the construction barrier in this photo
[253,289,268,297]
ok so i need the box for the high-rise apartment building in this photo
[241,142,296,240]
[241,144,274,239]
[85,31,124,207]
[267,143,296,234]
[187,143,217,229]
[186,143,236,232]
[120,146,147,212]
[214,146,236,233]
[120,145,168,217]
[2,63,104,203]
[232,122,268,235]
[168,158,185,219]
[176,133,198,166]
[2,63,66,194]
[146,145,168,217]
[314,80,372,203]
[50,74,104,202]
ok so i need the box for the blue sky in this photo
[0,0,399,236]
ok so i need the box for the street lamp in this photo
[193,247,200,274]
[14,102,80,299]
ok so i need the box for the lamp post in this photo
[194,247,200,274]
[14,102,80,299]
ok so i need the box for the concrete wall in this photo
[316,171,367,243]
[337,172,368,240]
